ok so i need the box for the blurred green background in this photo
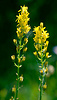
[0,0,57,100]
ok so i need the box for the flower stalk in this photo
[33,22,51,100]
[11,5,31,100]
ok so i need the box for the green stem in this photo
[40,43,43,100]
[16,39,21,100]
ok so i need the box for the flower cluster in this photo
[11,5,31,99]
[16,5,31,38]
[33,22,51,90]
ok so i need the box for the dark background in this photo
[0,0,57,100]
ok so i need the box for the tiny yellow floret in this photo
[22,56,26,61]
[12,85,16,93]
[40,22,43,28]
[18,58,21,64]
[11,55,15,60]
[33,51,37,56]
[24,38,28,44]
[43,83,47,89]
[13,39,17,44]
[45,61,48,67]
[23,47,27,52]
[40,69,43,74]
[20,76,23,82]
[45,67,48,73]
[46,52,51,58]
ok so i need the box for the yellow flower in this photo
[46,52,51,58]
[22,56,26,61]
[20,76,23,82]
[34,45,38,51]
[43,47,47,53]
[33,51,37,56]
[38,51,41,57]
[45,61,48,67]
[12,85,16,93]
[44,67,48,73]
[43,83,47,89]
[23,47,27,52]
[40,69,43,74]
[45,41,49,46]
[24,38,28,44]
[18,58,21,64]
[13,39,17,44]
[40,22,43,28]
[33,22,49,44]
[11,55,15,60]
[16,5,31,38]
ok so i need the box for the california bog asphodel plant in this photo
[10,5,51,100]
[11,5,31,100]
[33,22,51,100]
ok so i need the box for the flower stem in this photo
[40,43,43,100]
[16,39,21,100]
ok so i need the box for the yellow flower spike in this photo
[11,55,15,60]
[13,39,17,44]
[16,5,31,39]
[33,51,37,56]
[22,56,26,61]
[11,5,31,100]
[23,47,27,52]
[43,83,47,90]
[33,22,51,99]
[12,85,16,93]
[20,76,23,82]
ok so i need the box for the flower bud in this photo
[40,22,43,28]
[13,39,17,44]
[12,85,16,93]
[20,76,23,82]
[11,55,15,60]
[33,51,37,56]
[22,56,26,61]
[45,61,48,67]
[23,47,27,52]
[43,83,47,90]
[40,69,43,75]
[18,58,21,64]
